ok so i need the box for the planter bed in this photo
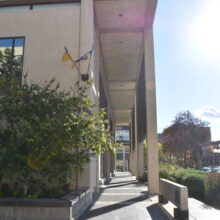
[0,188,93,220]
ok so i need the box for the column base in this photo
[158,195,168,204]
[111,170,115,177]
[99,178,105,185]
[174,208,189,220]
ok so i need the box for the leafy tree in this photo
[162,111,210,168]
[144,141,177,167]
[158,143,178,165]
[0,74,115,198]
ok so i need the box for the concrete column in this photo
[113,152,116,175]
[131,149,135,174]
[122,146,126,171]
[130,150,132,173]
[131,120,136,175]
[95,155,100,192]
[133,148,136,175]
[99,154,105,185]
[134,93,144,177]
[103,152,110,184]
[137,142,144,177]
[77,0,96,190]
[133,93,138,176]
[129,123,133,172]
[79,0,94,76]
[144,26,159,194]
[110,152,115,176]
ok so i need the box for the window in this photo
[115,126,130,142]
[0,37,25,80]
[116,153,123,160]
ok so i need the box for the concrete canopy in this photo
[95,0,157,126]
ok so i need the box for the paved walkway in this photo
[79,172,170,220]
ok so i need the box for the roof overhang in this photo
[0,0,80,7]
[95,0,157,126]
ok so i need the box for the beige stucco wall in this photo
[0,3,102,191]
[0,4,80,90]
[0,1,115,194]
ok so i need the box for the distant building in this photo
[201,140,220,167]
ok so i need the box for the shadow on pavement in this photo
[79,195,149,219]
[104,181,140,189]
[108,180,137,185]
[147,204,170,220]
[110,174,133,179]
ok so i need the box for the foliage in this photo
[175,169,205,200]
[138,172,148,182]
[0,75,115,198]
[142,141,177,182]
[205,173,220,207]
[160,165,220,207]
[162,111,210,168]
[160,166,206,200]
[159,164,177,180]
[144,140,178,167]
[158,143,179,166]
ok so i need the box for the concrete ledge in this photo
[69,188,93,219]
[159,178,189,220]
[0,198,71,207]
[158,198,220,220]
[0,188,93,220]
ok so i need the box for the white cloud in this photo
[195,106,220,122]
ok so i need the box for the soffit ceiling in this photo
[95,0,151,125]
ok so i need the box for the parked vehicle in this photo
[211,166,220,173]
[200,167,212,172]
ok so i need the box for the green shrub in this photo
[160,166,206,200]
[159,164,177,180]
[160,166,220,207]
[138,172,148,182]
[0,75,115,198]
[205,173,220,206]
[181,174,205,200]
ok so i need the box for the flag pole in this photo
[86,44,94,76]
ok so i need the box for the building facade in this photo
[0,0,159,196]
[202,141,220,167]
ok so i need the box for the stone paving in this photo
[79,172,170,220]
[188,198,220,220]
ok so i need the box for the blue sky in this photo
[154,0,220,140]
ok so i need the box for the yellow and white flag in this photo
[62,52,72,62]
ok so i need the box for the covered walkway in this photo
[79,172,169,220]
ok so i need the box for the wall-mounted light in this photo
[81,74,89,81]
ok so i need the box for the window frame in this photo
[0,36,25,81]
